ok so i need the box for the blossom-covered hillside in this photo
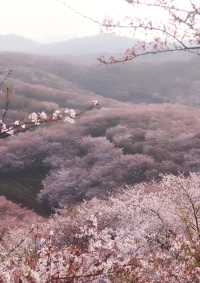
[2,103,200,212]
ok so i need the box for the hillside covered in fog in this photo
[0,45,200,213]
[0,45,199,112]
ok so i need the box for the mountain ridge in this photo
[0,33,134,55]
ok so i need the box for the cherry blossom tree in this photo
[1,173,200,282]
[99,0,200,63]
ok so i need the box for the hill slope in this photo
[0,51,199,107]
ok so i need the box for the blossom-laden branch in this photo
[98,45,200,64]
[99,0,200,63]
[0,100,100,139]
[53,0,200,63]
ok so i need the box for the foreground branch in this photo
[98,45,200,64]
[0,100,100,139]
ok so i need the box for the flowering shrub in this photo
[1,173,200,282]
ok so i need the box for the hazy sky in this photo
[0,0,134,42]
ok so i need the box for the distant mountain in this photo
[0,33,194,66]
[0,34,40,53]
[39,33,134,55]
[0,33,134,56]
